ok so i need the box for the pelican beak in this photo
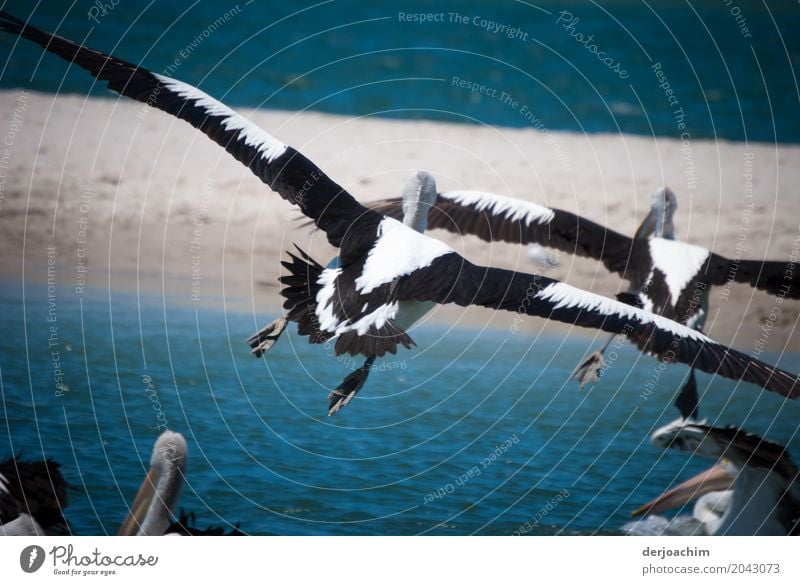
[631,464,734,517]
[118,466,159,535]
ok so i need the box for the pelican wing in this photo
[369,191,637,277]
[703,254,800,299]
[392,257,800,398]
[0,12,376,251]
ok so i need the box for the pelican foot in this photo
[246,317,287,357]
[570,349,605,389]
[327,366,372,416]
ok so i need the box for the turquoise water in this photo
[0,0,798,142]
[1,282,798,535]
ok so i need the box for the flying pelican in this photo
[0,456,69,536]
[368,186,799,383]
[4,13,800,406]
[248,170,438,415]
[570,187,684,387]
[630,421,800,535]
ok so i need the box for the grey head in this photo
[634,186,678,240]
[401,170,438,234]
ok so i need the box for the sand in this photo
[1,90,799,352]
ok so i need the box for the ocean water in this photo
[1,282,798,535]
[0,0,797,142]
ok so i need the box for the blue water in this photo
[1,281,798,535]
[1,0,798,142]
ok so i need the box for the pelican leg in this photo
[328,355,376,416]
[570,333,616,388]
[246,317,287,357]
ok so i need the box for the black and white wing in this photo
[703,253,800,299]
[281,234,800,398]
[396,257,800,398]
[0,11,378,253]
[369,190,637,277]
[8,13,799,400]
[372,190,800,302]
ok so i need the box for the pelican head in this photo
[401,170,437,233]
[635,187,677,240]
[118,430,188,536]
[633,421,800,534]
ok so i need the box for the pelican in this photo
[0,456,69,536]
[570,187,685,387]
[630,421,800,535]
[5,12,800,410]
[119,430,188,536]
[119,430,246,536]
[248,171,438,415]
[568,189,703,419]
[367,185,799,311]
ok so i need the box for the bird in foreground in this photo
[248,170,438,415]
[3,12,800,407]
[0,455,70,536]
[629,421,800,535]
[118,430,244,536]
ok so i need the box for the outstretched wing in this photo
[369,190,637,277]
[392,255,800,398]
[0,11,377,251]
[704,254,800,299]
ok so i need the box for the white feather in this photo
[648,238,710,306]
[537,282,710,341]
[316,268,343,332]
[154,75,288,163]
[355,218,452,294]
[441,190,556,226]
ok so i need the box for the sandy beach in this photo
[1,89,798,351]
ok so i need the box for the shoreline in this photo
[2,90,799,351]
